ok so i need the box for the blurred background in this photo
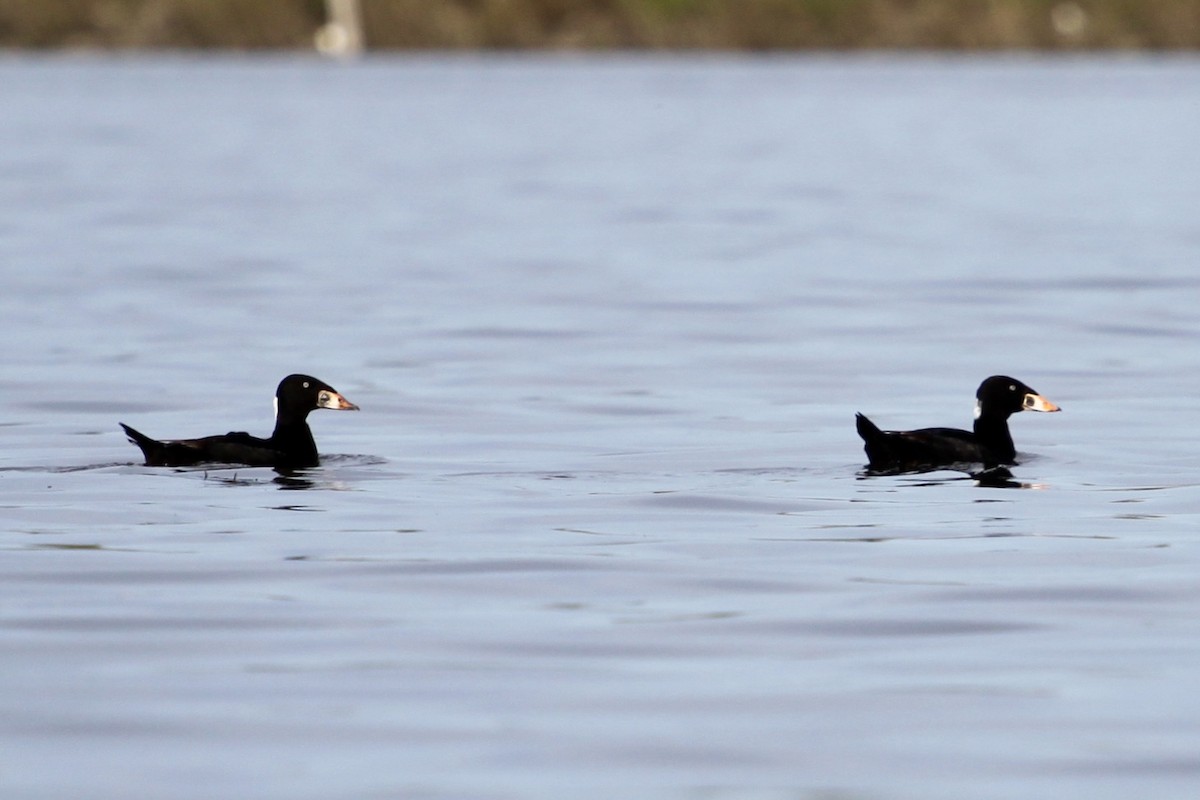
[2,0,1198,51]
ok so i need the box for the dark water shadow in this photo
[0,462,132,474]
[713,466,822,478]
[738,617,1041,638]
[857,464,1046,490]
[762,530,1118,544]
[5,454,386,491]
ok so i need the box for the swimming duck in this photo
[120,374,358,468]
[855,375,1059,473]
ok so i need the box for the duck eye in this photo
[303,381,310,388]
[1009,384,1016,392]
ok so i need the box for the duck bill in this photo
[1023,392,1060,413]
[317,389,359,411]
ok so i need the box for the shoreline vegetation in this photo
[2,0,1198,51]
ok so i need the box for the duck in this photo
[120,374,358,468]
[855,375,1059,473]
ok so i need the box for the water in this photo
[3,53,1200,799]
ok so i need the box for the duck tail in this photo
[855,412,883,443]
[120,423,163,464]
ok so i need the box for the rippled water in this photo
[3,54,1200,799]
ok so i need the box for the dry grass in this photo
[1,0,1197,49]
[0,0,316,48]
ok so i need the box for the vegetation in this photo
[1,0,1198,50]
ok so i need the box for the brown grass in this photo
[1,0,1197,49]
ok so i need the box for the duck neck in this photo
[973,415,1015,463]
[270,416,317,461]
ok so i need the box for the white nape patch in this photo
[273,396,279,421]
[973,398,982,420]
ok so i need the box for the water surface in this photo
[3,54,1200,800]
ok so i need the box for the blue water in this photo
[3,54,1200,799]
